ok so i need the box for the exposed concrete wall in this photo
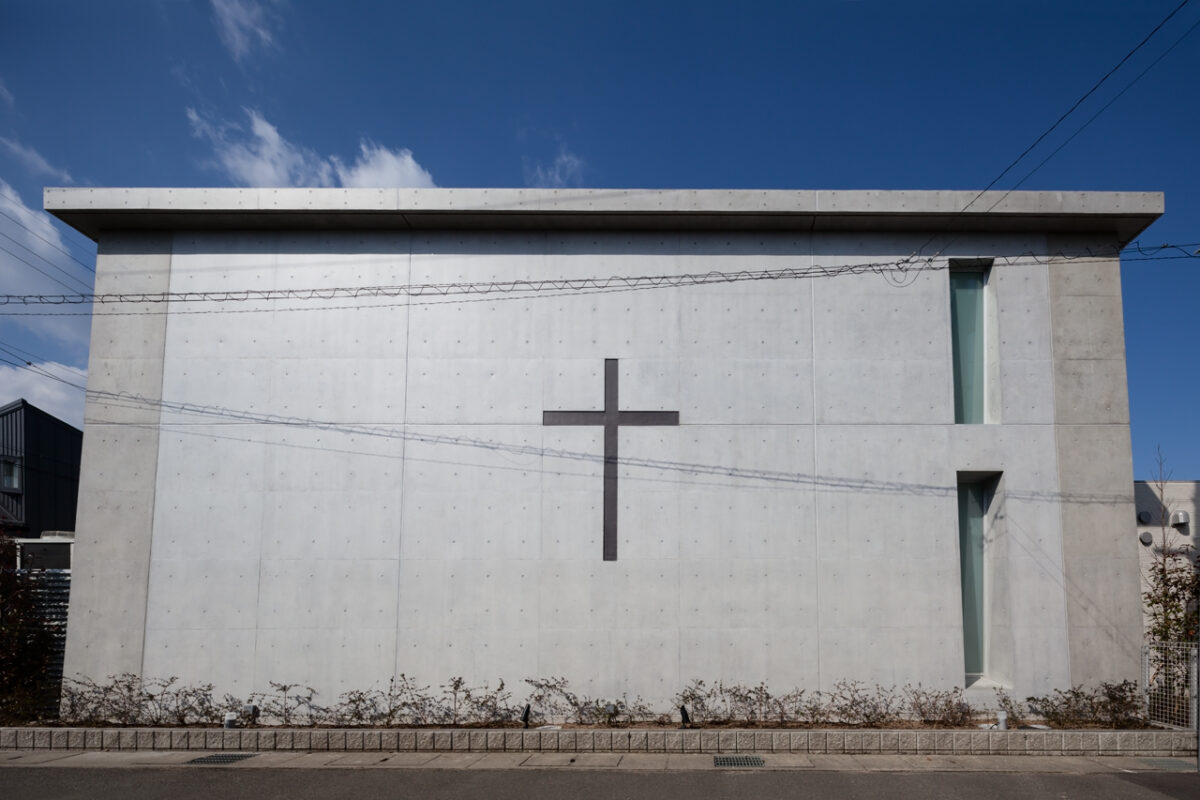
[1048,239,1143,685]
[63,234,171,681]
[61,217,1147,705]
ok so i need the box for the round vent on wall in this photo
[1138,531,1154,546]
[1137,510,1153,525]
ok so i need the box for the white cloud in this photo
[188,107,333,187]
[332,142,435,188]
[187,108,436,188]
[0,137,73,184]
[0,78,13,108]
[524,144,585,188]
[0,180,93,346]
[210,0,278,63]
[0,361,86,429]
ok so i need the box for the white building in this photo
[48,188,1161,706]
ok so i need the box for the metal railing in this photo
[1143,642,1198,730]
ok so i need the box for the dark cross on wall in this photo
[543,358,680,561]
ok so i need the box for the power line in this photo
[0,205,95,274]
[953,0,1192,217]
[0,240,89,294]
[3,242,1193,312]
[908,0,1195,262]
[0,227,93,292]
[990,14,1200,201]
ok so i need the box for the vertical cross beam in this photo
[543,359,679,561]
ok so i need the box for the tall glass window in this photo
[958,480,987,683]
[949,269,986,423]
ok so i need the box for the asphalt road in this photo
[2,768,1198,800]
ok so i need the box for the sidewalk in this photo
[1,749,1196,772]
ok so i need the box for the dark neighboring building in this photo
[1,398,82,556]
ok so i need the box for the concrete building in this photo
[47,188,1162,707]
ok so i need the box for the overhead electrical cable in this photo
[906,0,1195,262]
[0,228,94,291]
[2,242,1193,311]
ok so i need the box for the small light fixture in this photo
[1139,531,1154,546]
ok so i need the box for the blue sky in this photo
[0,0,1197,478]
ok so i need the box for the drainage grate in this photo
[714,755,765,768]
[188,753,258,765]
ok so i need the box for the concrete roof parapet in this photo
[44,187,1163,244]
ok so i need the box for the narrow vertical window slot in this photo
[958,480,987,683]
[949,262,991,424]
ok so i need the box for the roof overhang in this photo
[45,188,1163,246]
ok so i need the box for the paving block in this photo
[698,731,717,752]
[433,731,452,751]
[504,731,523,751]
[345,730,364,750]
[807,731,826,754]
[647,731,665,752]
[630,731,649,752]
[486,731,505,751]
[684,731,702,752]
[664,732,683,753]
[68,730,86,750]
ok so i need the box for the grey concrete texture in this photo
[45,188,1163,242]
[62,234,172,682]
[54,196,1161,708]
[1,727,1194,757]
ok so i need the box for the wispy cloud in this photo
[524,144,586,188]
[332,141,435,188]
[187,108,436,188]
[210,0,279,62]
[187,107,333,187]
[0,78,13,108]
[0,180,93,347]
[0,361,86,429]
[0,137,73,184]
